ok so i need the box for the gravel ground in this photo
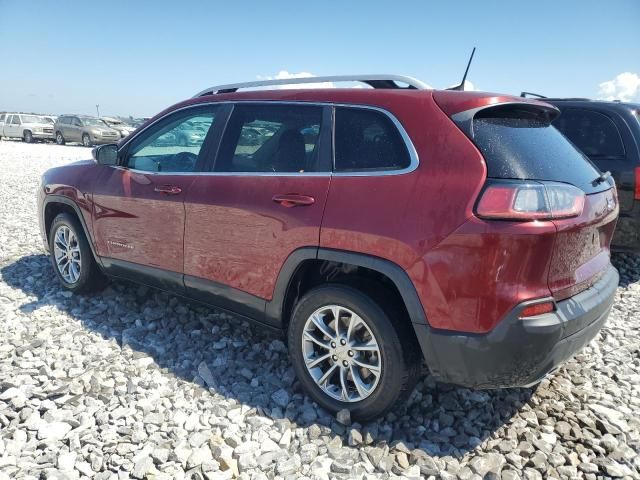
[0,139,639,480]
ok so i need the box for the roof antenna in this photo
[448,47,476,91]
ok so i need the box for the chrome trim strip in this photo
[118,100,420,177]
[194,74,430,97]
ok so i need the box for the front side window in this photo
[11,115,20,125]
[334,107,411,172]
[126,107,218,173]
[215,104,323,173]
[553,109,625,158]
[0,114,5,122]
[73,118,83,127]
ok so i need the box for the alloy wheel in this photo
[301,305,382,402]
[53,225,82,284]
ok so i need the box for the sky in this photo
[0,0,639,117]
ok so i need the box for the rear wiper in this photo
[593,171,612,186]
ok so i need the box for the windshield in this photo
[44,117,54,123]
[472,108,607,194]
[21,115,44,124]
[82,117,106,127]
[104,119,125,126]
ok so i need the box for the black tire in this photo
[82,133,92,147]
[49,213,106,293]
[23,130,33,143]
[288,284,420,422]
[55,131,65,145]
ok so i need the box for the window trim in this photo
[117,100,419,177]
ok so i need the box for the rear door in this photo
[92,104,223,290]
[7,115,20,137]
[183,102,332,324]
[553,107,635,212]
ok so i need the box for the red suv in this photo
[38,75,619,421]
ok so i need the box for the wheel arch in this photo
[43,196,101,265]
[267,247,430,362]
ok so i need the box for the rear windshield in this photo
[472,107,607,194]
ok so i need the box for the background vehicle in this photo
[54,115,121,146]
[0,113,55,142]
[101,116,136,139]
[39,75,619,420]
[522,94,640,252]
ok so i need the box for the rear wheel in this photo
[55,132,65,145]
[82,133,92,147]
[23,130,33,143]
[288,284,420,422]
[49,213,106,293]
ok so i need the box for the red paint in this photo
[41,87,618,335]
[184,175,330,300]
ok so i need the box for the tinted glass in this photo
[472,108,605,194]
[0,114,5,122]
[11,115,20,125]
[215,104,323,173]
[334,107,410,172]
[553,109,625,157]
[127,109,217,172]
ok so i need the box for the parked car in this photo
[38,75,619,420]
[101,117,136,139]
[54,115,121,147]
[0,113,55,142]
[523,95,640,252]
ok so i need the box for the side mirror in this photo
[92,144,119,166]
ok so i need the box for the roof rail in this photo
[193,74,430,97]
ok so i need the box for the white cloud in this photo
[597,72,640,102]
[258,70,335,89]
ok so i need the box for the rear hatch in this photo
[435,92,619,300]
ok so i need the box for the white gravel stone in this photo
[1,140,639,479]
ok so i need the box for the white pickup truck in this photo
[0,113,55,143]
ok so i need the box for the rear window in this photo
[472,107,606,194]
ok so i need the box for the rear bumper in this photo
[415,264,618,388]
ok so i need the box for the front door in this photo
[183,103,332,323]
[92,104,223,290]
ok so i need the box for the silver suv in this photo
[0,113,55,142]
[54,115,121,147]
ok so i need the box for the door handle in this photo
[154,185,182,195]
[272,194,315,208]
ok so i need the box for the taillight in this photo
[635,167,640,200]
[476,180,585,221]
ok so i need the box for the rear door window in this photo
[553,109,625,158]
[334,107,410,172]
[472,106,606,194]
[215,104,325,173]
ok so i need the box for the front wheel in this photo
[288,285,420,422]
[82,134,92,147]
[23,130,33,143]
[55,132,65,145]
[49,213,106,293]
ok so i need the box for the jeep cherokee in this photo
[38,75,620,420]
